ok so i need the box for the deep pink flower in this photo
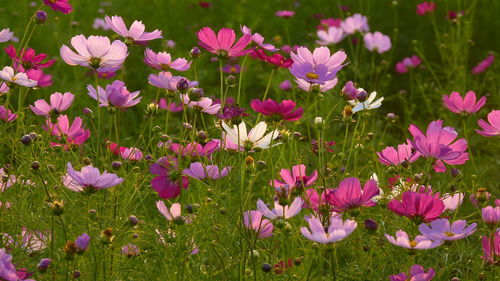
[447,10,465,20]
[442,91,486,114]
[250,99,303,121]
[326,177,379,212]
[63,162,124,192]
[363,32,391,54]
[302,188,332,212]
[316,18,342,31]
[377,142,420,166]
[271,164,318,191]
[216,105,248,121]
[197,27,252,58]
[5,45,56,70]
[25,68,52,87]
[389,265,435,281]
[167,140,220,157]
[476,110,500,137]
[388,190,445,222]
[481,231,500,265]
[183,162,230,180]
[43,0,72,14]
[385,230,442,250]
[418,218,476,241]
[150,156,189,199]
[416,2,436,16]
[340,14,369,34]
[275,10,295,18]
[120,147,143,161]
[87,80,141,109]
[254,49,293,68]
[472,54,494,74]
[60,35,128,72]
[301,215,357,244]
[157,98,183,112]
[105,16,162,45]
[144,48,191,71]
[395,55,421,73]
[0,106,17,122]
[243,210,274,238]
[409,120,469,170]
[30,92,74,117]
[44,115,90,147]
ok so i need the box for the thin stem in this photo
[237,54,248,104]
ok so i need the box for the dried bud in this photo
[226,75,236,87]
[182,122,193,131]
[262,263,272,273]
[100,228,114,244]
[128,215,139,226]
[50,200,64,216]
[20,135,32,145]
[112,161,122,170]
[31,161,40,170]
[245,155,254,166]
[364,219,378,233]
[83,107,93,116]
[82,157,92,165]
[146,103,159,115]
[197,130,208,140]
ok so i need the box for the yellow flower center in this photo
[444,231,455,237]
[409,240,417,248]
[230,67,237,73]
[306,72,319,79]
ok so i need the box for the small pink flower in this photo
[271,164,318,191]
[144,48,191,71]
[26,68,52,87]
[250,99,303,121]
[197,27,252,58]
[87,80,141,109]
[481,205,500,225]
[257,197,303,220]
[395,55,421,73]
[120,147,143,161]
[340,14,369,34]
[150,156,189,199]
[418,218,476,241]
[301,215,357,244]
[43,0,72,14]
[377,142,420,166]
[0,28,13,43]
[441,193,464,211]
[279,80,292,91]
[243,210,274,238]
[481,231,500,264]
[472,54,494,74]
[316,18,342,31]
[5,45,56,70]
[385,230,442,249]
[105,16,162,45]
[44,115,91,147]
[181,94,220,115]
[476,110,500,137]
[442,91,486,114]
[167,140,220,157]
[416,2,436,16]
[30,92,74,117]
[182,162,230,180]
[363,32,391,54]
[221,64,241,74]
[275,10,295,18]
[156,201,188,223]
[0,106,17,122]
[316,26,345,46]
[63,163,124,192]
[388,190,445,223]
[148,72,198,91]
[157,98,183,112]
[389,265,435,281]
[327,177,379,212]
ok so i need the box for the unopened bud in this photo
[190,47,201,58]
[35,11,47,24]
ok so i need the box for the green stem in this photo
[237,54,248,104]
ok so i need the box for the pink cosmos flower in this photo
[296,77,338,92]
[30,92,74,117]
[271,164,318,191]
[442,91,486,114]
[156,201,188,223]
[21,227,50,254]
[0,66,37,87]
[340,14,369,34]
[43,0,72,14]
[317,18,342,31]
[0,106,17,122]
[481,231,500,264]
[441,193,464,211]
[182,162,230,180]
[63,162,124,192]
[243,210,274,238]
[326,177,379,212]
[93,18,110,31]
[148,72,198,91]
[157,98,183,112]
[241,26,278,52]
[385,230,442,250]
[167,140,220,157]
[5,45,56,70]
[253,49,293,68]
[250,99,303,121]
[418,218,476,241]
[144,48,190,71]
[388,190,445,223]
[44,115,90,147]
[181,94,220,115]
[395,55,422,73]
[472,54,495,74]
[0,28,13,43]
[290,47,346,85]
[87,80,141,108]
[389,265,435,281]
[316,26,345,46]
[481,205,500,225]
[221,64,241,74]
[416,2,436,16]
[409,120,469,170]
[302,188,333,212]
[275,10,295,18]
[120,147,143,161]
[476,110,500,137]
[60,35,128,72]
[197,27,252,58]
[150,156,189,199]
[279,80,292,91]
[105,16,162,45]
[301,215,357,244]
[377,142,420,166]
[257,197,303,220]
[363,32,391,54]
[26,68,52,87]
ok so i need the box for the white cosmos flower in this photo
[0,66,37,87]
[257,197,303,219]
[316,26,346,46]
[222,121,280,151]
[349,90,383,113]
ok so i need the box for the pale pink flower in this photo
[144,48,191,71]
[105,15,162,45]
[30,92,74,117]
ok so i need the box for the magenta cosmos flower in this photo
[150,156,189,199]
[253,49,293,68]
[157,98,183,112]
[481,231,500,265]
[182,162,230,180]
[301,215,357,244]
[63,163,124,192]
[0,28,13,43]
[144,48,191,71]
[476,110,500,137]
[5,45,56,70]
[377,142,420,166]
[197,27,252,58]
[363,32,391,54]
[418,218,476,241]
[472,54,494,74]
[290,47,346,85]
[43,0,72,14]
[275,10,295,18]
[250,99,303,121]
[257,197,303,220]
[409,120,469,168]
[271,164,318,191]
[340,13,369,34]
[243,210,274,238]
[327,177,379,212]
[416,2,436,16]
[0,106,17,122]
[60,35,128,72]
[1,248,36,281]
[30,92,74,117]
[481,205,500,225]
[44,115,90,146]
[105,16,162,45]
[87,80,141,109]
[442,91,486,114]
[120,147,143,161]
[388,190,445,223]
[389,265,435,281]
[303,188,333,212]
[385,230,442,250]
[26,68,52,87]
[167,140,219,157]
[396,55,421,73]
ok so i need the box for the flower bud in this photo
[20,135,32,145]
[88,209,98,221]
[176,78,189,92]
[75,233,90,254]
[262,263,272,273]
[128,215,140,226]
[35,11,47,24]
[190,47,201,58]
[197,130,208,140]
[83,107,93,116]
[314,117,324,127]
[451,168,460,178]
[37,258,52,273]
[50,200,64,216]
[31,161,40,170]
[364,219,378,233]
[146,103,159,115]
[183,122,193,131]
[226,75,236,87]
[356,90,368,101]
[112,161,122,170]
[341,81,358,100]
